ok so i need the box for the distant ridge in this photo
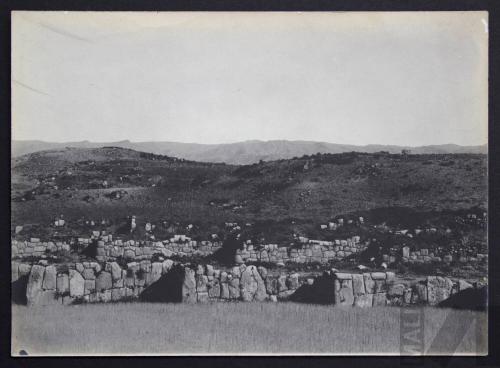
[12,139,487,165]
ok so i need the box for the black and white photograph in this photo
[10,11,488,355]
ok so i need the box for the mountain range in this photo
[12,139,487,165]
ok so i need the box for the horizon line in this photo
[11,138,488,148]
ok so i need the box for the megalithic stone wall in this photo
[12,236,368,265]
[13,260,482,307]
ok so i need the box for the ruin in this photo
[14,259,486,309]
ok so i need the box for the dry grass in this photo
[11,302,487,356]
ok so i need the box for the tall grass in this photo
[11,303,486,356]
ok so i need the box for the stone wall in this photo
[327,271,476,307]
[11,239,71,259]
[398,246,488,264]
[94,239,221,262]
[11,238,222,262]
[14,260,481,308]
[12,235,367,266]
[13,260,306,306]
[236,236,366,264]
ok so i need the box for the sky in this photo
[12,11,488,146]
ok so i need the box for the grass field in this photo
[11,303,487,356]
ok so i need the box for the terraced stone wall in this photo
[14,260,482,308]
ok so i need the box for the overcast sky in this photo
[12,11,488,146]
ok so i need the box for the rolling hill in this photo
[12,139,488,165]
[11,147,487,242]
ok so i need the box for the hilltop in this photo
[12,139,487,165]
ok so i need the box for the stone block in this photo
[42,265,57,290]
[363,273,375,294]
[371,272,386,280]
[96,271,113,292]
[352,274,365,296]
[228,278,241,299]
[124,249,135,260]
[427,276,453,306]
[84,279,96,294]
[109,262,122,280]
[162,260,174,274]
[151,262,162,283]
[82,268,96,280]
[220,283,230,299]
[335,279,354,306]
[56,274,69,294]
[388,283,405,297]
[26,265,45,306]
[111,288,125,301]
[69,269,85,298]
[182,268,197,303]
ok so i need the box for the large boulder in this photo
[363,273,375,294]
[182,268,197,303]
[26,265,45,306]
[352,274,365,296]
[42,265,57,290]
[95,271,113,292]
[335,278,354,306]
[220,282,230,299]
[150,262,163,283]
[81,268,96,280]
[110,262,122,281]
[427,276,453,306]
[69,269,85,297]
[56,274,69,294]
[228,278,241,299]
[240,265,267,301]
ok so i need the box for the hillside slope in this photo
[12,139,488,165]
[11,147,487,235]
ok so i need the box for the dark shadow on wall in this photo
[212,233,242,266]
[140,264,184,303]
[289,275,335,305]
[11,275,29,305]
[81,240,97,259]
[438,287,487,311]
